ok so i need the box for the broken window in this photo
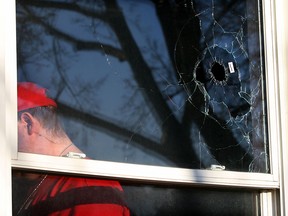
[16,0,268,172]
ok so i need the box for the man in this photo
[16,82,130,216]
[17,82,82,156]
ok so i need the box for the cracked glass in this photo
[16,0,268,172]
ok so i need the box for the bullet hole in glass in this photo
[211,62,226,82]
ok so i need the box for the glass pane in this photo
[124,185,258,216]
[16,0,269,172]
[12,170,259,216]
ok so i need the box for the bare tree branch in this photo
[19,2,127,60]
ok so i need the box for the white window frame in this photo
[1,0,288,215]
[274,0,288,214]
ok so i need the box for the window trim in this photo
[12,152,279,189]
[274,0,288,213]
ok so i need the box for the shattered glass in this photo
[16,0,269,172]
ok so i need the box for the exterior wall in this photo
[0,1,12,215]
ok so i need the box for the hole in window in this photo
[210,62,226,82]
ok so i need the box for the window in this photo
[6,0,287,215]
[15,0,271,172]
[12,170,260,216]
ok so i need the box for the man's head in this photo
[17,82,67,154]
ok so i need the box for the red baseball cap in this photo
[18,82,57,111]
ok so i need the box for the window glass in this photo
[124,184,259,216]
[12,170,259,216]
[16,0,268,172]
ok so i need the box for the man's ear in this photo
[19,112,34,135]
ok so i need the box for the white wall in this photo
[0,0,14,215]
[0,0,12,215]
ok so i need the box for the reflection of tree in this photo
[16,0,261,171]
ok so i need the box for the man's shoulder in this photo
[46,174,123,191]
